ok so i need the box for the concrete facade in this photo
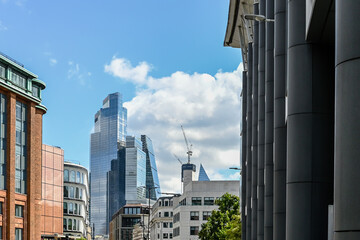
[0,53,46,240]
[150,197,174,240]
[172,178,240,240]
[63,162,90,239]
[225,0,360,240]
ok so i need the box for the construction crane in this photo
[173,154,183,165]
[181,125,193,163]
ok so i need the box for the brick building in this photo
[41,145,64,239]
[0,52,46,240]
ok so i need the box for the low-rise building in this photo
[110,203,150,240]
[150,197,174,240]
[63,162,90,239]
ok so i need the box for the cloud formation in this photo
[105,57,151,85]
[106,57,242,193]
[49,58,57,66]
[68,61,91,86]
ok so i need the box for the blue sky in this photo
[0,0,242,192]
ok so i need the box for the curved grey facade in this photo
[225,0,360,239]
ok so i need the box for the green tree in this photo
[198,193,241,240]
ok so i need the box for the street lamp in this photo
[229,167,242,175]
[244,14,274,22]
[141,186,160,240]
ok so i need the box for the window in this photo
[0,202,2,214]
[15,101,26,194]
[159,212,161,217]
[192,197,201,206]
[170,222,173,228]
[0,93,6,190]
[31,85,40,98]
[170,212,173,217]
[63,219,67,231]
[69,203,73,214]
[190,226,199,235]
[68,219,72,231]
[75,187,79,199]
[157,233,160,239]
[180,198,186,206]
[70,187,74,198]
[74,203,78,215]
[163,233,168,239]
[203,211,212,220]
[78,205,81,215]
[124,208,128,214]
[0,64,5,78]
[76,171,80,183]
[63,202,68,214]
[173,213,180,223]
[64,170,69,182]
[15,228,23,240]
[204,197,214,205]
[169,233,173,239]
[79,188,83,200]
[164,211,169,217]
[0,226,2,240]
[173,227,180,237]
[81,173,84,184]
[11,72,26,89]
[164,200,169,206]
[73,219,77,230]
[70,171,75,182]
[159,201,162,206]
[190,211,199,220]
[15,205,24,217]
[163,222,168,228]
[64,186,69,198]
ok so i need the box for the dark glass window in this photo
[75,187,79,199]
[63,219,67,231]
[122,217,141,227]
[15,101,26,194]
[163,222,168,228]
[68,219,72,231]
[204,197,214,205]
[169,233,173,239]
[69,203,73,214]
[69,187,74,198]
[190,211,199,220]
[0,202,2,214]
[74,203,78,215]
[173,227,180,237]
[0,93,6,190]
[15,205,23,217]
[73,219,77,230]
[15,228,23,240]
[64,186,69,198]
[63,202,67,214]
[170,222,173,228]
[163,233,168,239]
[31,85,40,98]
[76,171,80,183]
[164,200,169,206]
[64,170,69,182]
[192,197,201,206]
[0,226,2,240]
[203,211,212,220]
[164,211,169,217]
[190,226,199,235]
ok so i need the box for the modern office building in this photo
[0,52,46,239]
[41,144,64,239]
[63,162,90,239]
[90,92,127,235]
[150,197,174,240]
[109,203,150,240]
[224,1,360,240]
[172,165,240,240]
[124,136,147,203]
[141,135,161,201]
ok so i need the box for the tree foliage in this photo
[198,193,241,240]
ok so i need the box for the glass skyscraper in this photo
[90,92,127,235]
[141,135,161,200]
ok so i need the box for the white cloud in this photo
[107,57,242,193]
[49,58,57,66]
[67,61,91,86]
[104,57,151,85]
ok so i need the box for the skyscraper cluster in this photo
[90,92,161,236]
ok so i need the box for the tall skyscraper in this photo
[141,135,161,200]
[90,92,127,236]
[198,164,210,181]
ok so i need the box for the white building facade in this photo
[63,162,90,238]
[150,197,174,240]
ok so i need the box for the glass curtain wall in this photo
[15,101,26,194]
